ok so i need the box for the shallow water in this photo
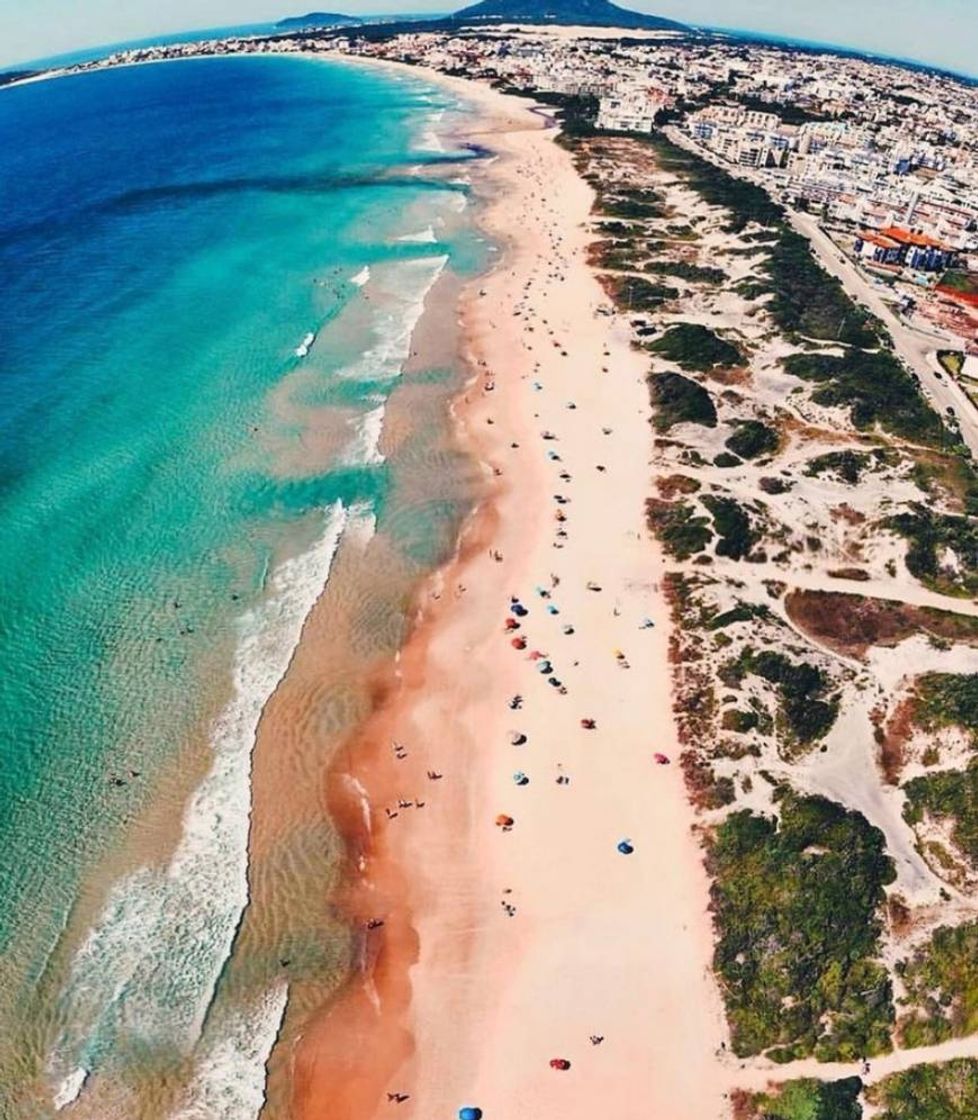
[0,54,485,1116]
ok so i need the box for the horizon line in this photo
[2,12,976,86]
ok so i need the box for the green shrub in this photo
[867,1059,978,1118]
[727,421,779,460]
[647,499,713,560]
[805,450,873,484]
[898,920,978,1047]
[647,322,743,371]
[784,352,949,447]
[710,792,895,1060]
[604,274,679,312]
[903,763,978,869]
[649,371,717,430]
[887,505,978,596]
[702,495,757,560]
[732,648,838,745]
[746,1077,863,1120]
[914,673,978,744]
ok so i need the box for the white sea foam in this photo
[294,330,316,358]
[350,266,370,287]
[418,109,446,153]
[338,255,448,384]
[341,402,386,467]
[47,504,349,1111]
[170,982,289,1120]
[398,225,437,244]
[53,1068,87,1112]
[347,775,372,837]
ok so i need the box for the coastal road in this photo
[661,126,978,459]
[790,211,978,459]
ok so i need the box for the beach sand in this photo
[290,73,730,1120]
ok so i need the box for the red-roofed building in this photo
[854,226,958,272]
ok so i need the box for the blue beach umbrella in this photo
[459,1108,483,1120]
[617,839,635,855]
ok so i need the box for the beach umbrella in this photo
[504,618,520,631]
[513,771,529,786]
[549,1058,572,1071]
[617,839,635,855]
[511,636,527,650]
[653,753,671,765]
[459,1109,483,1120]
[513,604,529,617]
[547,604,560,615]
[495,814,515,828]
[537,661,553,674]
[510,732,527,746]
[580,718,596,729]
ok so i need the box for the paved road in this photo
[661,126,978,459]
[791,211,978,459]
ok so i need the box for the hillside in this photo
[275,12,362,29]
[453,0,687,31]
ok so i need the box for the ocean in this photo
[0,54,486,1117]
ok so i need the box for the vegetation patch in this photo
[887,505,978,596]
[727,420,779,460]
[866,1059,978,1118]
[649,371,718,431]
[725,648,838,746]
[897,920,978,1047]
[682,752,736,810]
[645,259,727,285]
[784,352,950,447]
[647,322,743,371]
[709,792,895,1060]
[702,495,758,561]
[647,134,783,232]
[903,763,978,872]
[722,709,759,733]
[646,498,713,560]
[647,135,878,347]
[913,673,978,745]
[768,230,879,348]
[737,1077,863,1120]
[656,473,702,498]
[938,350,964,378]
[709,602,771,629]
[602,274,679,312]
[783,591,978,658]
[804,450,884,485]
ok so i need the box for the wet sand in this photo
[289,69,730,1120]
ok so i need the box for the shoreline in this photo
[289,63,729,1120]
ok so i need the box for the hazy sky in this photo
[0,0,975,76]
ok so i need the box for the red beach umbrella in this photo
[549,1058,571,1071]
[511,636,527,650]
[654,753,671,765]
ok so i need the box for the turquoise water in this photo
[0,55,484,1115]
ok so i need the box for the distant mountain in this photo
[452,0,687,31]
[275,12,362,29]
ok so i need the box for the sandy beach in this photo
[289,71,729,1120]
